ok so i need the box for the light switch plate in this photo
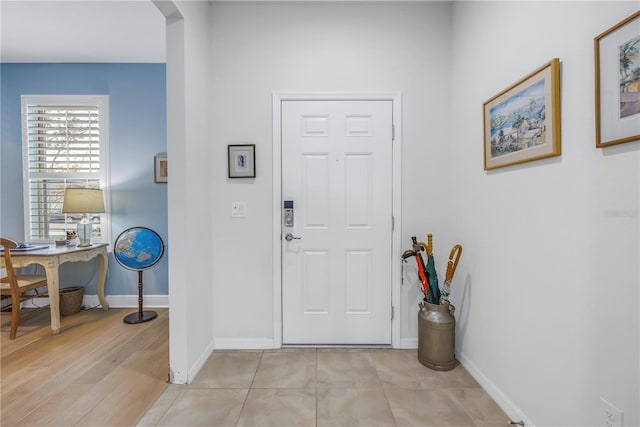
[231,201,247,218]
[600,397,623,427]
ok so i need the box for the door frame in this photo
[272,92,402,348]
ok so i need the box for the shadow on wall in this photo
[457,273,472,347]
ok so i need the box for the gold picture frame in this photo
[595,10,640,148]
[483,58,561,170]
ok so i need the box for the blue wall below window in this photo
[1,63,168,296]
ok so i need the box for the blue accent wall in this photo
[0,63,168,296]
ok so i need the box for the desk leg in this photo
[96,251,109,310]
[45,260,61,334]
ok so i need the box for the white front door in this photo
[281,99,393,345]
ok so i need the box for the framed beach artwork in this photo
[228,144,256,178]
[595,10,640,148]
[483,58,561,170]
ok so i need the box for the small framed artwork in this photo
[483,58,561,170]
[228,144,256,178]
[154,153,168,183]
[595,10,640,148]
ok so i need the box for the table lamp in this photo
[62,188,105,247]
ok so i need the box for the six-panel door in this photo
[281,100,393,345]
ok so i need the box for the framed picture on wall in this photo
[483,58,561,170]
[154,153,168,183]
[228,144,256,178]
[595,10,640,148]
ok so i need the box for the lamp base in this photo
[77,217,93,247]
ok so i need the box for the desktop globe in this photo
[114,227,165,324]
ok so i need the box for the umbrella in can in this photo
[424,234,440,304]
[402,237,429,300]
[440,244,462,304]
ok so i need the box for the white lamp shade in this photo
[62,188,105,214]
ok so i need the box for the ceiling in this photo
[0,1,166,63]
[0,0,443,63]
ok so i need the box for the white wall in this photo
[165,1,639,423]
[448,2,639,426]
[208,2,453,347]
[159,0,214,384]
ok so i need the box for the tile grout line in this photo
[371,348,400,426]
[148,386,184,427]
[447,387,483,427]
[234,350,264,427]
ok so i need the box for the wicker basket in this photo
[60,286,84,316]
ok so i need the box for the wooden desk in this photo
[0,243,109,334]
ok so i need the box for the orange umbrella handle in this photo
[447,245,462,281]
[445,260,454,282]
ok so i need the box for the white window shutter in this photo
[21,96,110,243]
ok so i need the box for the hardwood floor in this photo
[1,307,169,426]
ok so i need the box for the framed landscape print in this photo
[483,58,561,170]
[595,10,640,148]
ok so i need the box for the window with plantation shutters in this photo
[21,95,110,243]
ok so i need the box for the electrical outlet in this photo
[600,397,623,427]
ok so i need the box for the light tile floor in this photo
[137,349,508,426]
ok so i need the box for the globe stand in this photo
[123,270,157,324]
[114,227,165,325]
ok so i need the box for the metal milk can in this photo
[418,301,455,371]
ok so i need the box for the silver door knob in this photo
[285,233,301,241]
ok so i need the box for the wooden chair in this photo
[1,238,49,339]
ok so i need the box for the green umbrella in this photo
[426,252,440,304]
[420,234,440,304]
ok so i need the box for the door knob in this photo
[285,233,301,241]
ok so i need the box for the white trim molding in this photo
[85,294,169,308]
[23,294,169,309]
[214,338,275,350]
[458,351,535,427]
[185,340,215,385]
[399,338,418,349]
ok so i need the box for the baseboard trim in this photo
[22,294,169,309]
[186,340,215,384]
[214,338,275,350]
[213,337,415,350]
[458,351,535,427]
[85,294,169,308]
[399,338,418,349]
